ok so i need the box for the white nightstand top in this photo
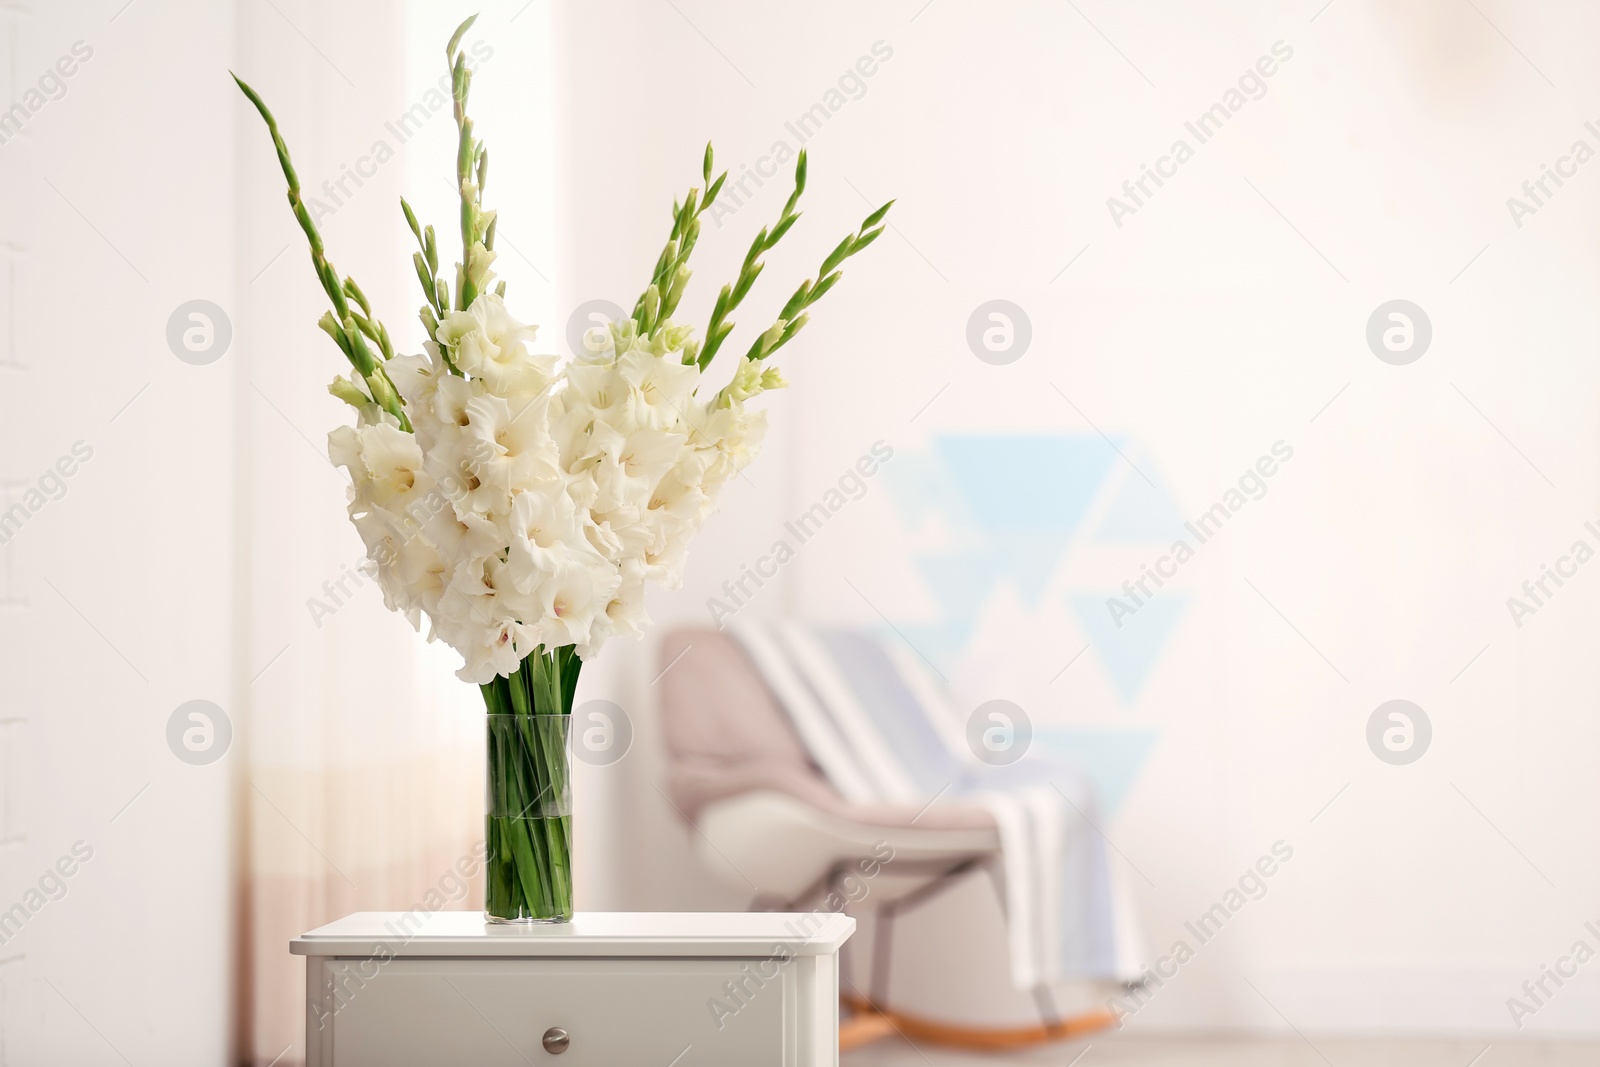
[291,910,855,958]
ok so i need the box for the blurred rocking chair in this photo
[656,627,1117,1051]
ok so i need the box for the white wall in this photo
[0,0,236,1063]
[553,0,1600,1036]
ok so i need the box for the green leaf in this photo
[343,277,372,316]
[446,13,478,59]
[743,228,769,268]
[768,211,801,246]
[731,260,764,303]
[705,172,727,207]
[861,199,894,229]
[779,280,811,321]
[317,312,349,354]
[819,233,854,276]
[808,270,842,303]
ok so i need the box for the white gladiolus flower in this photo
[605,558,651,632]
[505,489,583,592]
[697,404,768,485]
[429,374,483,436]
[460,393,562,492]
[420,508,504,568]
[435,293,556,397]
[457,618,531,684]
[581,421,686,512]
[331,422,432,511]
[347,507,425,629]
[386,349,447,408]
[363,426,432,508]
[429,452,508,521]
[650,453,714,519]
[617,349,698,429]
[562,361,632,420]
[535,560,619,648]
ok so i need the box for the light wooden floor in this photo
[844,1034,1599,1065]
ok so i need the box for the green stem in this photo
[697,151,808,371]
[231,73,411,432]
[482,646,578,921]
[741,199,893,362]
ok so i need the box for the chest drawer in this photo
[314,956,796,1066]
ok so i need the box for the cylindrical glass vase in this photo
[485,712,573,923]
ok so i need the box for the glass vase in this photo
[481,646,581,923]
[484,711,573,922]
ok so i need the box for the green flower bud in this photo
[782,313,810,347]
[667,264,691,309]
[662,323,693,351]
[364,370,399,410]
[328,375,370,408]
[719,357,765,407]
[466,242,497,290]
[608,317,637,352]
[317,311,344,346]
[756,319,786,357]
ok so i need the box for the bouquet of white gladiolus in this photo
[236,15,891,923]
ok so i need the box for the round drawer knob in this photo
[542,1027,569,1054]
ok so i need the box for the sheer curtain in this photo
[232,3,551,1063]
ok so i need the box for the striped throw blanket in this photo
[731,620,1140,988]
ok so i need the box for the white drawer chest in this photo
[293,911,854,1066]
